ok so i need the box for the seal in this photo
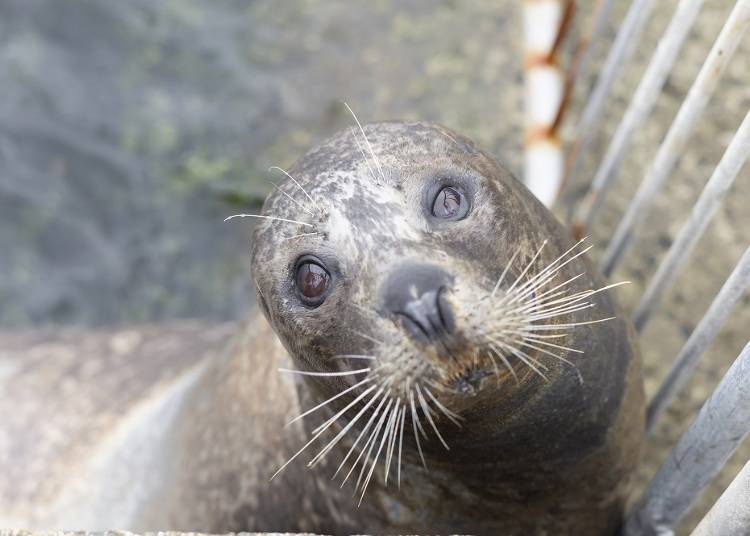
[246,120,645,534]
[0,121,644,535]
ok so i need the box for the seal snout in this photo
[381,263,455,345]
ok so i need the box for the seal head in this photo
[250,121,643,533]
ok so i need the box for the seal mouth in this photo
[443,345,528,396]
[449,365,495,395]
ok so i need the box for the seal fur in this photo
[248,120,645,533]
[0,121,644,535]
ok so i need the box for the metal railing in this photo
[527,1,750,533]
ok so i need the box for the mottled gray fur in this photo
[1,122,644,535]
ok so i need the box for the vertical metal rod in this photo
[624,341,750,536]
[634,109,750,331]
[646,246,750,433]
[572,0,704,231]
[600,0,750,277]
[565,0,657,188]
[690,460,750,536]
[570,0,616,92]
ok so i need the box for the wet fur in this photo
[0,121,644,534]
[251,121,645,533]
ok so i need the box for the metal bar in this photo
[571,0,616,93]
[633,109,750,331]
[646,246,750,433]
[572,0,704,231]
[624,341,750,536]
[565,0,656,188]
[600,0,750,277]
[690,460,750,536]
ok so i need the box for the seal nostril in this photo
[437,287,455,334]
[381,263,455,344]
[396,313,431,344]
[396,288,454,344]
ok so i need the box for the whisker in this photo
[510,271,587,310]
[508,245,594,305]
[409,391,428,469]
[491,245,522,297]
[278,367,370,377]
[486,344,519,383]
[525,303,596,322]
[369,403,397,489]
[486,335,550,382]
[269,181,315,215]
[518,336,584,354]
[519,340,579,367]
[383,406,401,476]
[483,346,502,377]
[351,127,378,183]
[517,280,630,316]
[409,390,428,439]
[332,354,376,361]
[424,387,462,427]
[509,349,551,382]
[514,286,593,315]
[271,384,379,481]
[437,129,461,148]
[269,166,322,213]
[507,240,547,293]
[511,238,588,288]
[515,331,569,339]
[520,340,585,385]
[510,238,589,298]
[397,406,406,487]
[521,317,617,330]
[527,273,587,304]
[308,385,381,467]
[347,407,383,490]
[224,213,314,227]
[309,383,378,436]
[354,398,394,494]
[384,405,401,485]
[343,101,387,184]
[286,377,372,427]
[359,401,396,505]
[333,389,389,479]
[525,301,597,319]
[416,385,450,450]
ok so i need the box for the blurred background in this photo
[0,1,748,533]
[0,0,528,327]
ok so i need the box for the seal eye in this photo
[295,258,331,305]
[432,186,468,220]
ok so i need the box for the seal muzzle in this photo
[381,263,455,345]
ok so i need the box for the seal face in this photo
[250,121,643,532]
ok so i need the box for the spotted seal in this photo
[0,121,643,535]
[246,120,645,534]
